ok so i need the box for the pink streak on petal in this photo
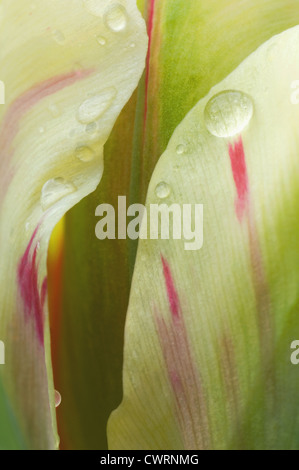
[228,137,249,220]
[17,228,47,345]
[0,68,94,201]
[41,277,48,308]
[161,255,180,320]
[228,139,273,398]
[155,307,209,449]
[154,256,210,449]
[7,69,93,124]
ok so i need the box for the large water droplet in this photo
[77,88,116,124]
[204,90,253,138]
[55,390,62,408]
[41,178,76,211]
[104,4,127,32]
[155,182,171,199]
[75,145,96,162]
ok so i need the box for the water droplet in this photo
[130,42,136,48]
[41,178,76,211]
[52,29,65,45]
[104,4,127,32]
[96,35,106,46]
[155,182,171,199]
[25,221,31,232]
[204,90,253,138]
[39,127,45,134]
[75,145,96,162]
[48,103,60,118]
[85,122,97,135]
[77,88,116,124]
[54,390,62,408]
[176,144,186,155]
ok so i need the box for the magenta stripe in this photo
[17,228,45,344]
[228,137,249,220]
[161,255,181,319]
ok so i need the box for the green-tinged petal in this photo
[108,26,299,450]
[0,0,147,449]
[0,377,26,450]
[59,0,299,450]
[132,0,299,206]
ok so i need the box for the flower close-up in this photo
[1,0,299,453]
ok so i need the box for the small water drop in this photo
[39,127,45,134]
[176,144,186,155]
[77,88,116,124]
[204,90,253,138]
[96,35,106,46]
[48,103,60,118]
[41,178,76,211]
[85,122,98,135]
[155,182,171,199]
[52,29,65,45]
[75,145,96,162]
[104,4,127,32]
[54,390,62,408]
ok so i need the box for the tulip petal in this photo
[108,26,299,450]
[0,377,26,449]
[58,0,299,450]
[0,0,147,449]
[131,0,299,211]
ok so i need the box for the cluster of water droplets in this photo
[41,89,118,211]
[154,90,254,201]
[39,2,133,211]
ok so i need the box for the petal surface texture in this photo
[108,26,299,450]
[0,0,147,449]
[58,0,299,449]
